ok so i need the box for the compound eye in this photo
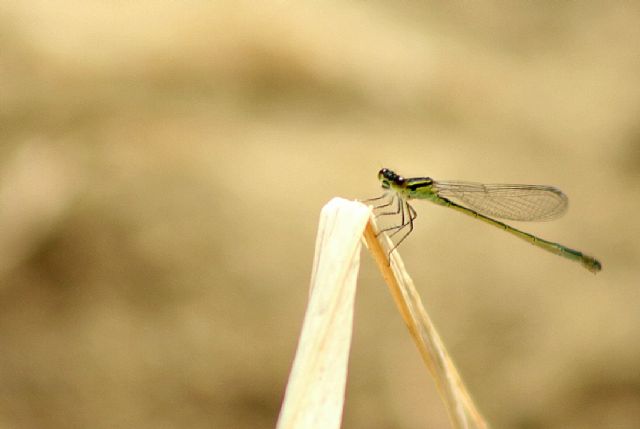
[396,176,405,185]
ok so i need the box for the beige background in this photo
[1,2,639,428]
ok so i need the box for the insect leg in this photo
[386,201,417,258]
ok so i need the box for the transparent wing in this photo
[433,180,568,221]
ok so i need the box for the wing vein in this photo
[433,180,568,221]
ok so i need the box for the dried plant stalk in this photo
[277,198,371,429]
[363,215,488,429]
[277,198,488,429]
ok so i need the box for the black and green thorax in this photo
[378,168,439,201]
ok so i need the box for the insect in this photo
[366,168,601,273]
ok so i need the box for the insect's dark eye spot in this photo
[397,176,405,184]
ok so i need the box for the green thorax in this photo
[378,168,440,202]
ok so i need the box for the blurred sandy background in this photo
[1,1,639,428]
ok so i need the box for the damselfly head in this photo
[378,168,406,190]
[378,168,406,189]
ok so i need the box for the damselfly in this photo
[366,168,601,273]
